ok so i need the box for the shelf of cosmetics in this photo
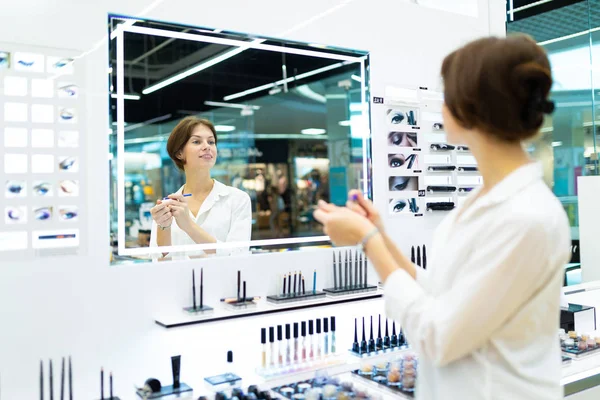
[183,250,376,313]
[560,330,600,359]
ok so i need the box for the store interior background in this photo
[12,0,593,398]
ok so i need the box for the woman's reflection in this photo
[149,117,251,257]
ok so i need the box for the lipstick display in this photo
[351,315,408,356]
[223,270,258,309]
[267,270,325,304]
[183,268,214,314]
[324,250,377,296]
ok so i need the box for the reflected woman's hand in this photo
[150,199,173,228]
[164,193,194,232]
[346,190,385,232]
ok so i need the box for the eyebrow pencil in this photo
[345,250,349,288]
[288,272,291,294]
[359,253,363,287]
[243,281,247,302]
[411,246,415,263]
[348,251,353,287]
[237,271,241,302]
[40,360,43,400]
[100,368,103,400]
[312,270,316,294]
[293,272,297,296]
[364,254,368,286]
[338,251,343,288]
[417,246,421,267]
[333,253,337,290]
[109,372,113,400]
[423,245,427,269]
[68,357,72,400]
[354,250,358,287]
[302,276,305,295]
[200,268,204,309]
[60,358,65,400]
[283,274,287,296]
[50,359,54,400]
[192,270,197,310]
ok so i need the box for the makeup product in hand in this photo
[324,249,377,296]
[183,268,213,313]
[267,270,325,304]
[223,270,258,308]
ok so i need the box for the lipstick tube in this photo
[301,321,307,362]
[277,325,283,366]
[261,328,267,369]
[285,324,291,365]
[293,322,299,363]
[323,318,329,356]
[316,319,322,358]
[308,320,314,360]
[269,327,275,367]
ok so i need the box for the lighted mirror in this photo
[108,16,371,264]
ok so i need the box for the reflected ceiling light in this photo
[142,38,266,95]
[110,18,140,40]
[204,101,260,110]
[309,43,328,49]
[338,120,351,126]
[552,141,563,147]
[538,26,600,46]
[301,128,326,135]
[111,93,141,100]
[351,74,362,82]
[224,61,350,101]
[268,87,283,96]
[108,67,113,74]
[296,85,326,103]
[214,125,236,132]
[507,0,552,14]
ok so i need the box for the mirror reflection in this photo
[108,17,371,263]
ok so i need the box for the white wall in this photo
[578,176,600,283]
[0,0,504,398]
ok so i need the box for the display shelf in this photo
[267,291,327,304]
[155,290,383,328]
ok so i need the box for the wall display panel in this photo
[0,42,86,257]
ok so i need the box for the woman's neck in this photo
[184,169,214,195]
[466,133,532,196]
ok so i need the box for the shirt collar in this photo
[457,162,543,221]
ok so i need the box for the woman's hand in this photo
[345,190,385,232]
[150,199,173,228]
[164,193,194,232]
[313,200,375,247]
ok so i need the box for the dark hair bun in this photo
[441,35,554,142]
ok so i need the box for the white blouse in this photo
[384,163,571,399]
[149,179,252,257]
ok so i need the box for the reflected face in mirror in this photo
[180,125,218,171]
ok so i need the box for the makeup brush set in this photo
[351,315,407,357]
[267,270,326,304]
[323,250,377,296]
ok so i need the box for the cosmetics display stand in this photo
[223,299,259,310]
[135,383,193,399]
[267,291,326,305]
[324,251,376,297]
[183,305,214,314]
[323,285,378,297]
[351,369,415,398]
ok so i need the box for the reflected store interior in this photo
[107,17,371,261]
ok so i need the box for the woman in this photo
[149,116,251,257]
[314,36,570,399]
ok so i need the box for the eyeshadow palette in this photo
[272,376,380,400]
[352,355,418,399]
[560,330,600,359]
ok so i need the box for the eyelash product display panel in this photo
[0,43,85,258]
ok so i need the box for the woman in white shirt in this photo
[314,36,571,399]
[149,116,251,257]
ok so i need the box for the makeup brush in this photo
[423,245,427,269]
[384,319,390,348]
[368,316,376,353]
[60,358,65,400]
[192,270,197,310]
[344,250,349,288]
[50,359,53,400]
[109,372,113,400]
[288,272,291,294]
[333,252,337,289]
[411,246,415,263]
[200,268,204,309]
[293,272,297,296]
[312,270,316,294]
[352,318,360,353]
[283,274,287,296]
[237,271,241,302]
[376,315,383,350]
[302,276,305,295]
[348,251,353,288]
[359,253,363,288]
[391,321,398,347]
[100,368,104,400]
[417,246,421,267]
[354,250,358,287]
[68,357,72,400]
[338,251,343,288]
[243,281,247,302]
[364,253,368,287]
[40,360,44,400]
[360,317,368,354]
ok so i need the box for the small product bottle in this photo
[323,318,329,356]
[261,328,267,369]
[269,326,275,367]
[308,320,315,360]
[293,322,299,363]
[331,316,337,354]
[285,324,292,365]
[316,319,322,358]
[301,321,307,362]
[277,325,284,366]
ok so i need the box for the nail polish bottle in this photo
[352,318,360,353]
[391,321,398,347]
[368,316,376,353]
[308,320,314,360]
[376,315,383,350]
[316,318,322,358]
[293,322,299,363]
[323,318,329,356]
[277,325,283,366]
[301,321,307,362]
[261,328,267,369]
[269,327,275,366]
[331,316,337,354]
[360,317,368,354]
[285,324,291,365]
[384,319,390,348]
